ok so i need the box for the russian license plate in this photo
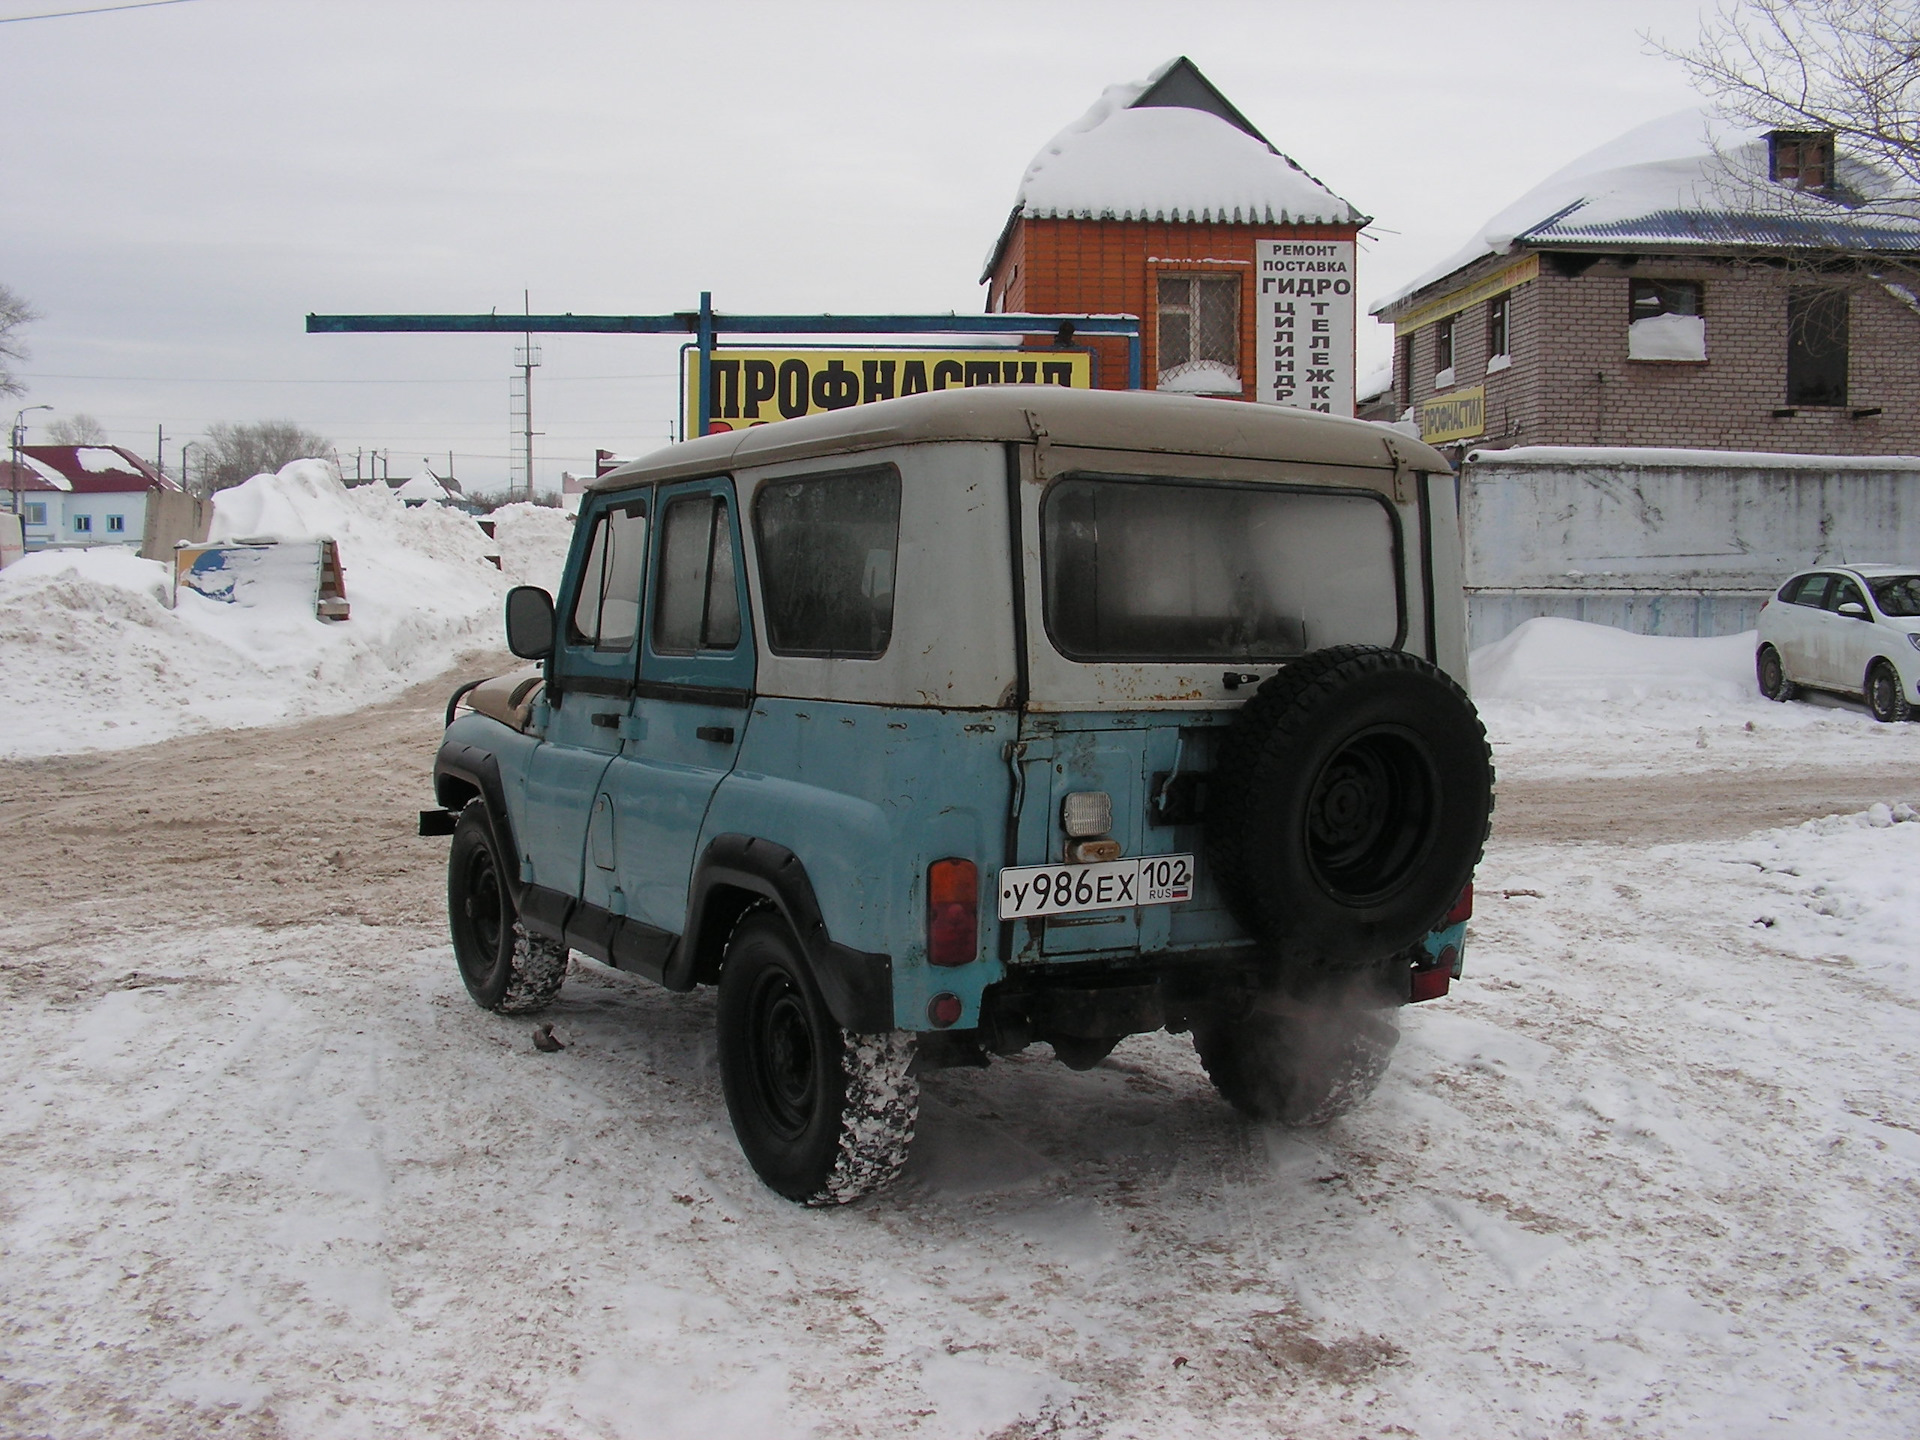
[997,855,1195,920]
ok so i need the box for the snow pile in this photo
[487,501,575,590]
[1471,616,1753,706]
[0,461,537,758]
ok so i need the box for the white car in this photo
[1756,564,1920,722]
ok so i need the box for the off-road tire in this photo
[448,804,569,1013]
[1867,660,1911,723]
[1193,1004,1398,1127]
[1757,646,1797,703]
[717,913,918,1206]
[1207,645,1493,972]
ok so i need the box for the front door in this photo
[608,478,755,936]
[521,491,647,898]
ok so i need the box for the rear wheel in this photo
[448,805,568,1013]
[1867,661,1911,723]
[717,913,918,1205]
[1193,1003,1398,1127]
[1757,645,1796,703]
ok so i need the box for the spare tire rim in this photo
[1304,724,1440,907]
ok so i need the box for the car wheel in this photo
[448,804,569,1012]
[717,912,918,1205]
[1207,646,1493,974]
[1866,661,1911,724]
[1756,645,1797,703]
[1192,1003,1398,1127]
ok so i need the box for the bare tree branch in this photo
[0,283,39,398]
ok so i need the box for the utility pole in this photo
[511,289,541,503]
[155,423,167,478]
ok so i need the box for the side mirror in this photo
[505,586,555,659]
[1838,600,1869,620]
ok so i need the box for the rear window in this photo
[1041,474,1402,662]
[753,465,901,658]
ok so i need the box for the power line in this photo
[20,370,679,384]
[0,0,194,22]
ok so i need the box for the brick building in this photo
[1372,109,1920,457]
[981,58,1367,413]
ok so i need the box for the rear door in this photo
[609,477,755,936]
[521,491,648,897]
[1826,574,1877,693]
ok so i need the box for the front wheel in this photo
[1757,645,1797,703]
[1867,661,1911,723]
[448,804,569,1013]
[717,913,918,1205]
[1193,1003,1398,1127]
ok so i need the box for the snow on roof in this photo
[76,446,140,475]
[982,58,1362,281]
[1357,360,1394,402]
[19,453,72,490]
[394,473,452,502]
[1375,108,1920,315]
[17,444,177,493]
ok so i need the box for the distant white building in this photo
[1,444,183,550]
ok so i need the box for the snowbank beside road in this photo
[0,462,565,759]
[1470,616,1914,775]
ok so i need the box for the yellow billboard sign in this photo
[1420,385,1486,444]
[684,348,1093,436]
[1392,256,1540,336]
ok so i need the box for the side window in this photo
[1825,577,1867,613]
[568,500,648,650]
[1789,573,1833,607]
[753,465,901,658]
[653,495,742,654]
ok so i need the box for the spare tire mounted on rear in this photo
[1207,645,1493,975]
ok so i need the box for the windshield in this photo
[1868,574,1920,618]
[1041,474,1401,662]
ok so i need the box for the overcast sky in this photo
[6,0,1712,491]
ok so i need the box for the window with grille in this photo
[1787,288,1849,406]
[1156,274,1240,393]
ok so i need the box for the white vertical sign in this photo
[1255,239,1356,416]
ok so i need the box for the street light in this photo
[9,404,52,518]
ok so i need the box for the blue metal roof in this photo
[1521,206,1920,252]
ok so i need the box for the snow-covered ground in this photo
[3,620,1918,1437]
[0,462,573,759]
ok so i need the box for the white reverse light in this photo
[1061,790,1112,838]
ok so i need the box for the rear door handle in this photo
[591,711,621,729]
[696,726,735,744]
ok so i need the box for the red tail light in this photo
[927,858,979,967]
[1444,883,1474,927]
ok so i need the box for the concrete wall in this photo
[1461,448,1920,649]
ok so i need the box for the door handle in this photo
[696,725,735,744]
[591,711,621,728]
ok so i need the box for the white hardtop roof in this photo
[981,57,1361,281]
[1820,563,1920,577]
[1376,107,1920,315]
[594,386,1452,492]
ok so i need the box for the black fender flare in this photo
[673,834,894,1034]
[432,739,555,924]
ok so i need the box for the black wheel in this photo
[716,913,918,1205]
[1193,1004,1398,1127]
[1757,646,1797,703]
[1867,661,1911,723]
[1207,646,1493,972]
[448,804,568,1013]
